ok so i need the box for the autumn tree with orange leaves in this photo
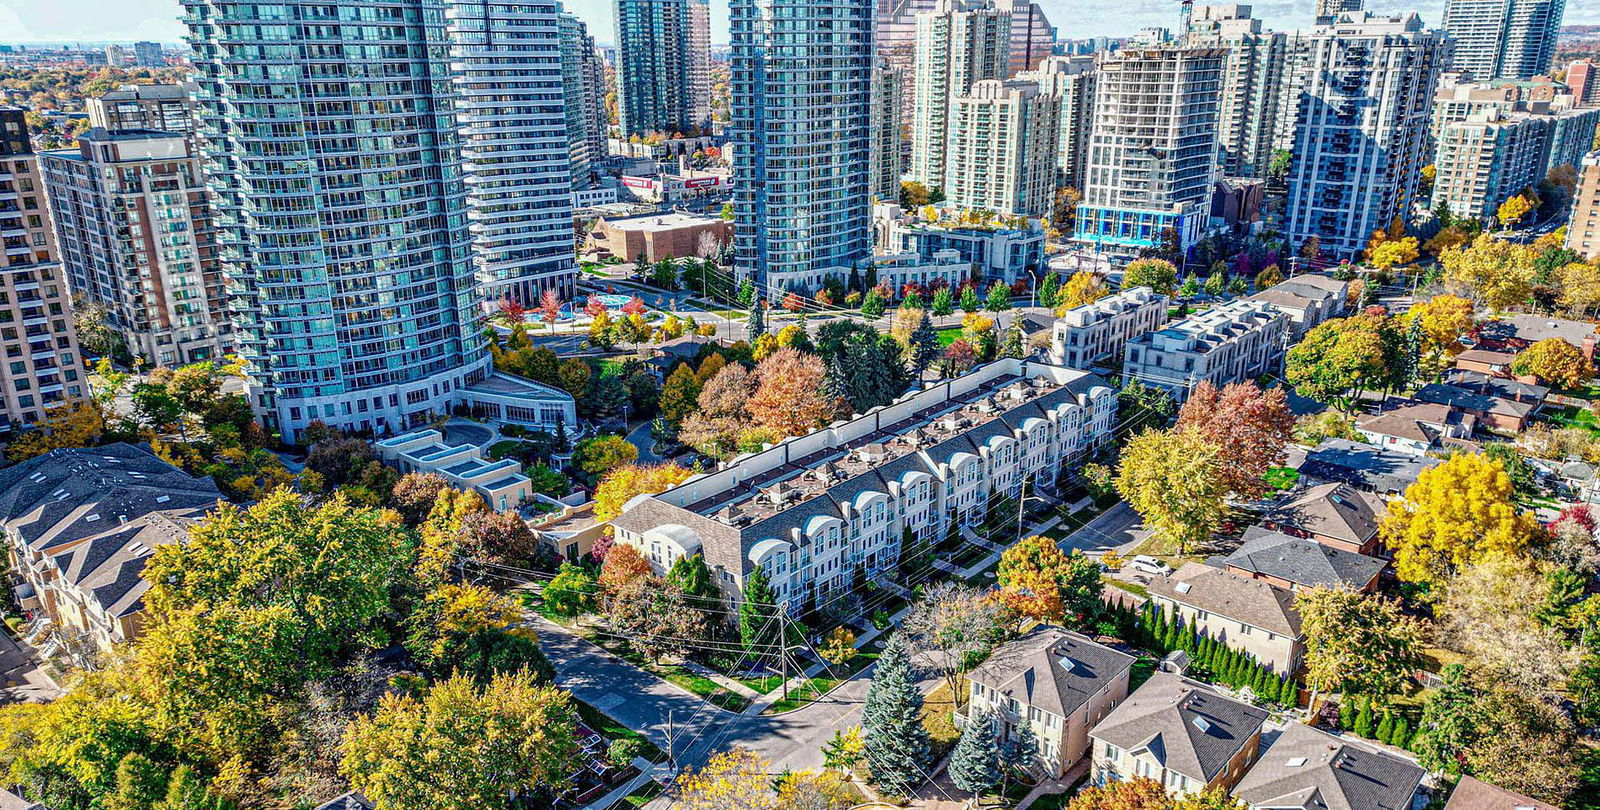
[995,535,1102,628]
[747,348,841,437]
[1176,381,1295,500]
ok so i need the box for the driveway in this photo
[0,627,59,703]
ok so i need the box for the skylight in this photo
[1176,581,1193,594]
[1286,757,1307,767]
[1191,716,1211,733]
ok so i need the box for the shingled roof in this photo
[1265,480,1385,545]
[967,626,1136,719]
[1146,562,1302,637]
[1220,527,1386,590]
[1089,672,1268,784]
[1234,722,1423,810]
[1442,776,1559,810]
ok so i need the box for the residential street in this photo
[1057,502,1143,555]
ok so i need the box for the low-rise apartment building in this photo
[587,212,732,265]
[610,359,1117,612]
[1047,286,1169,369]
[1089,672,1267,797]
[872,203,1047,286]
[375,429,536,512]
[1145,562,1304,674]
[964,627,1136,778]
[1571,152,1600,261]
[1122,299,1287,401]
[0,443,221,660]
[1246,275,1348,339]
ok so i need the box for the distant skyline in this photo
[1,0,1597,47]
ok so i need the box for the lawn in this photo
[573,626,751,712]
[1264,466,1300,492]
[763,676,835,714]
[1547,405,1600,437]
[619,782,663,808]
[936,326,963,347]
[1102,576,1149,599]
[487,439,527,460]
[574,699,664,761]
[919,680,962,757]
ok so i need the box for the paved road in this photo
[537,617,935,773]
[1057,502,1142,555]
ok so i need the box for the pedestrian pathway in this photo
[581,757,662,810]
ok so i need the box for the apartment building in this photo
[995,0,1056,75]
[614,0,712,137]
[1281,13,1448,258]
[943,78,1061,217]
[610,358,1117,612]
[376,428,545,512]
[1047,286,1170,369]
[85,83,197,135]
[1569,152,1600,260]
[873,203,1046,285]
[1026,56,1095,189]
[0,107,87,432]
[1314,0,1362,22]
[871,62,907,202]
[1122,299,1287,401]
[1442,0,1566,81]
[560,11,609,191]
[1073,46,1227,255]
[965,627,1136,778]
[134,41,164,67]
[41,129,231,366]
[909,0,1012,191]
[447,0,580,305]
[1433,80,1600,174]
[1185,6,1290,179]
[1433,111,1556,221]
[1,444,222,660]
[1089,673,1268,797]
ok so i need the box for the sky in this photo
[1,0,1594,48]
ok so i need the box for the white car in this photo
[1127,555,1174,577]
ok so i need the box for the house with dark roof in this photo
[1232,722,1423,810]
[1146,563,1304,674]
[1296,439,1441,499]
[1442,776,1559,810]
[610,359,1116,611]
[964,627,1137,778]
[1259,481,1387,557]
[1474,313,1599,358]
[1414,370,1549,433]
[0,444,221,659]
[312,794,374,810]
[1089,672,1269,797]
[1355,401,1477,458]
[1216,527,1386,593]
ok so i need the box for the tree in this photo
[1052,186,1083,232]
[391,472,454,525]
[667,553,719,602]
[1000,318,1025,358]
[1115,429,1226,554]
[1254,265,1284,290]
[824,331,908,414]
[1056,271,1108,313]
[748,300,767,338]
[820,626,858,666]
[1413,664,1483,774]
[940,339,978,378]
[931,286,955,318]
[1380,452,1541,587]
[571,434,638,479]
[1441,234,1536,312]
[861,288,886,319]
[1036,270,1061,308]
[1297,587,1426,707]
[675,747,779,810]
[749,348,840,437]
[1117,379,1177,438]
[598,543,652,593]
[1285,314,1404,409]
[960,286,981,314]
[659,365,703,428]
[902,582,1008,697]
[900,180,933,207]
[1437,557,1579,697]
[405,582,551,683]
[1554,259,1600,316]
[606,575,706,664]
[1496,193,1535,229]
[1368,237,1419,270]
[1511,337,1595,389]
[821,727,866,772]
[1176,382,1294,500]
[593,462,695,522]
[984,281,1012,313]
[1122,258,1178,295]
[340,670,581,810]
[1402,294,1476,372]
[739,568,784,658]
[1204,268,1227,296]
[948,709,1001,797]
[861,633,932,796]
[542,563,599,617]
[996,536,1102,627]
[5,401,107,461]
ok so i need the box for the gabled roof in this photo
[967,626,1137,719]
[1222,527,1387,590]
[1355,402,1475,444]
[1146,563,1302,637]
[1089,672,1268,784]
[313,794,374,810]
[1297,440,1440,495]
[1233,723,1423,810]
[1442,776,1559,810]
[1263,482,1385,546]
[0,787,48,810]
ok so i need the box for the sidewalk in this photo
[582,757,662,810]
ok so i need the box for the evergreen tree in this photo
[1205,269,1227,296]
[1338,697,1356,730]
[862,632,933,795]
[1354,697,1375,739]
[1036,271,1060,309]
[738,568,783,659]
[1376,711,1396,744]
[907,313,940,375]
[1001,319,1025,359]
[748,301,767,338]
[1390,716,1410,748]
[1000,713,1039,790]
[667,553,717,601]
[949,708,1002,797]
[1402,317,1423,388]
[739,278,757,308]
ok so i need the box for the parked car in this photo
[1128,555,1174,577]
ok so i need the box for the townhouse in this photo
[0,444,222,659]
[610,359,1116,612]
[1122,300,1288,402]
[1245,275,1349,340]
[964,627,1136,778]
[1048,286,1170,369]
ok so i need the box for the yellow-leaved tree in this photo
[1440,234,1536,312]
[1115,429,1227,555]
[1056,270,1109,313]
[1510,337,1595,389]
[1368,237,1419,270]
[1496,193,1534,229]
[1379,452,1541,587]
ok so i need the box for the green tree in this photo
[1122,258,1178,295]
[1285,314,1405,409]
[960,286,980,314]
[748,301,766,338]
[948,708,1001,797]
[660,364,702,428]
[543,562,599,617]
[1204,269,1227,296]
[1297,587,1425,708]
[984,282,1012,313]
[861,288,887,319]
[739,568,784,659]
[862,633,932,796]
[1413,664,1481,774]
[931,286,955,318]
[1115,429,1226,554]
[666,553,718,601]
[340,670,582,810]
[1036,271,1060,309]
[572,434,639,479]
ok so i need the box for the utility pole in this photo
[779,600,790,703]
[666,709,677,775]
